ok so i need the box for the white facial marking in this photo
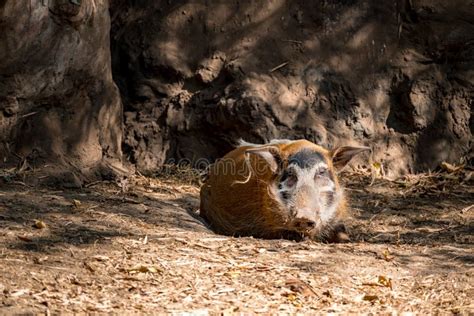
[277,159,340,226]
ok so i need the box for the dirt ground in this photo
[0,166,473,314]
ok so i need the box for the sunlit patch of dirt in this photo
[0,167,472,314]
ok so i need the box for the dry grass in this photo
[0,165,472,314]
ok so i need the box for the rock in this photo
[110,0,472,175]
[0,96,20,116]
[196,51,226,83]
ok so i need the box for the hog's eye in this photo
[281,171,297,187]
[287,174,297,187]
[314,168,328,179]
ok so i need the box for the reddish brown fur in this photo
[200,140,349,240]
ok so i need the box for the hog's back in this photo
[200,146,282,237]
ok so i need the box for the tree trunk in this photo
[0,0,124,183]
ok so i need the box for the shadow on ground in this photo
[1,171,472,256]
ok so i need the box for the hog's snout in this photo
[291,208,318,232]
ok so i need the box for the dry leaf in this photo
[33,220,46,229]
[73,199,82,207]
[441,173,459,180]
[11,289,29,297]
[127,265,160,274]
[33,256,48,264]
[362,294,378,302]
[322,290,332,298]
[288,296,302,307]
[362,275,393,290]
[84,261,96,272]
[285,278,317,297]
[463,171,473,182]
[378,275,392,289]
[224,270,241,278]
[92,255,109,262]
[222,306,239,315]
[440,161,463,173]
[285,293,297,301]
[382,249,394,261]
[18,235,33,242]
[370,161,385,184]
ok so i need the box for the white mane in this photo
[237,139,294,148]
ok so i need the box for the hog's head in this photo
[245,143,369,238]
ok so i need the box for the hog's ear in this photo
[245,146,282,173]
[331,146,370,171]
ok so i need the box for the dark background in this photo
[1,0,473,181]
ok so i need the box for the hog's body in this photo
[200,139,368,242]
